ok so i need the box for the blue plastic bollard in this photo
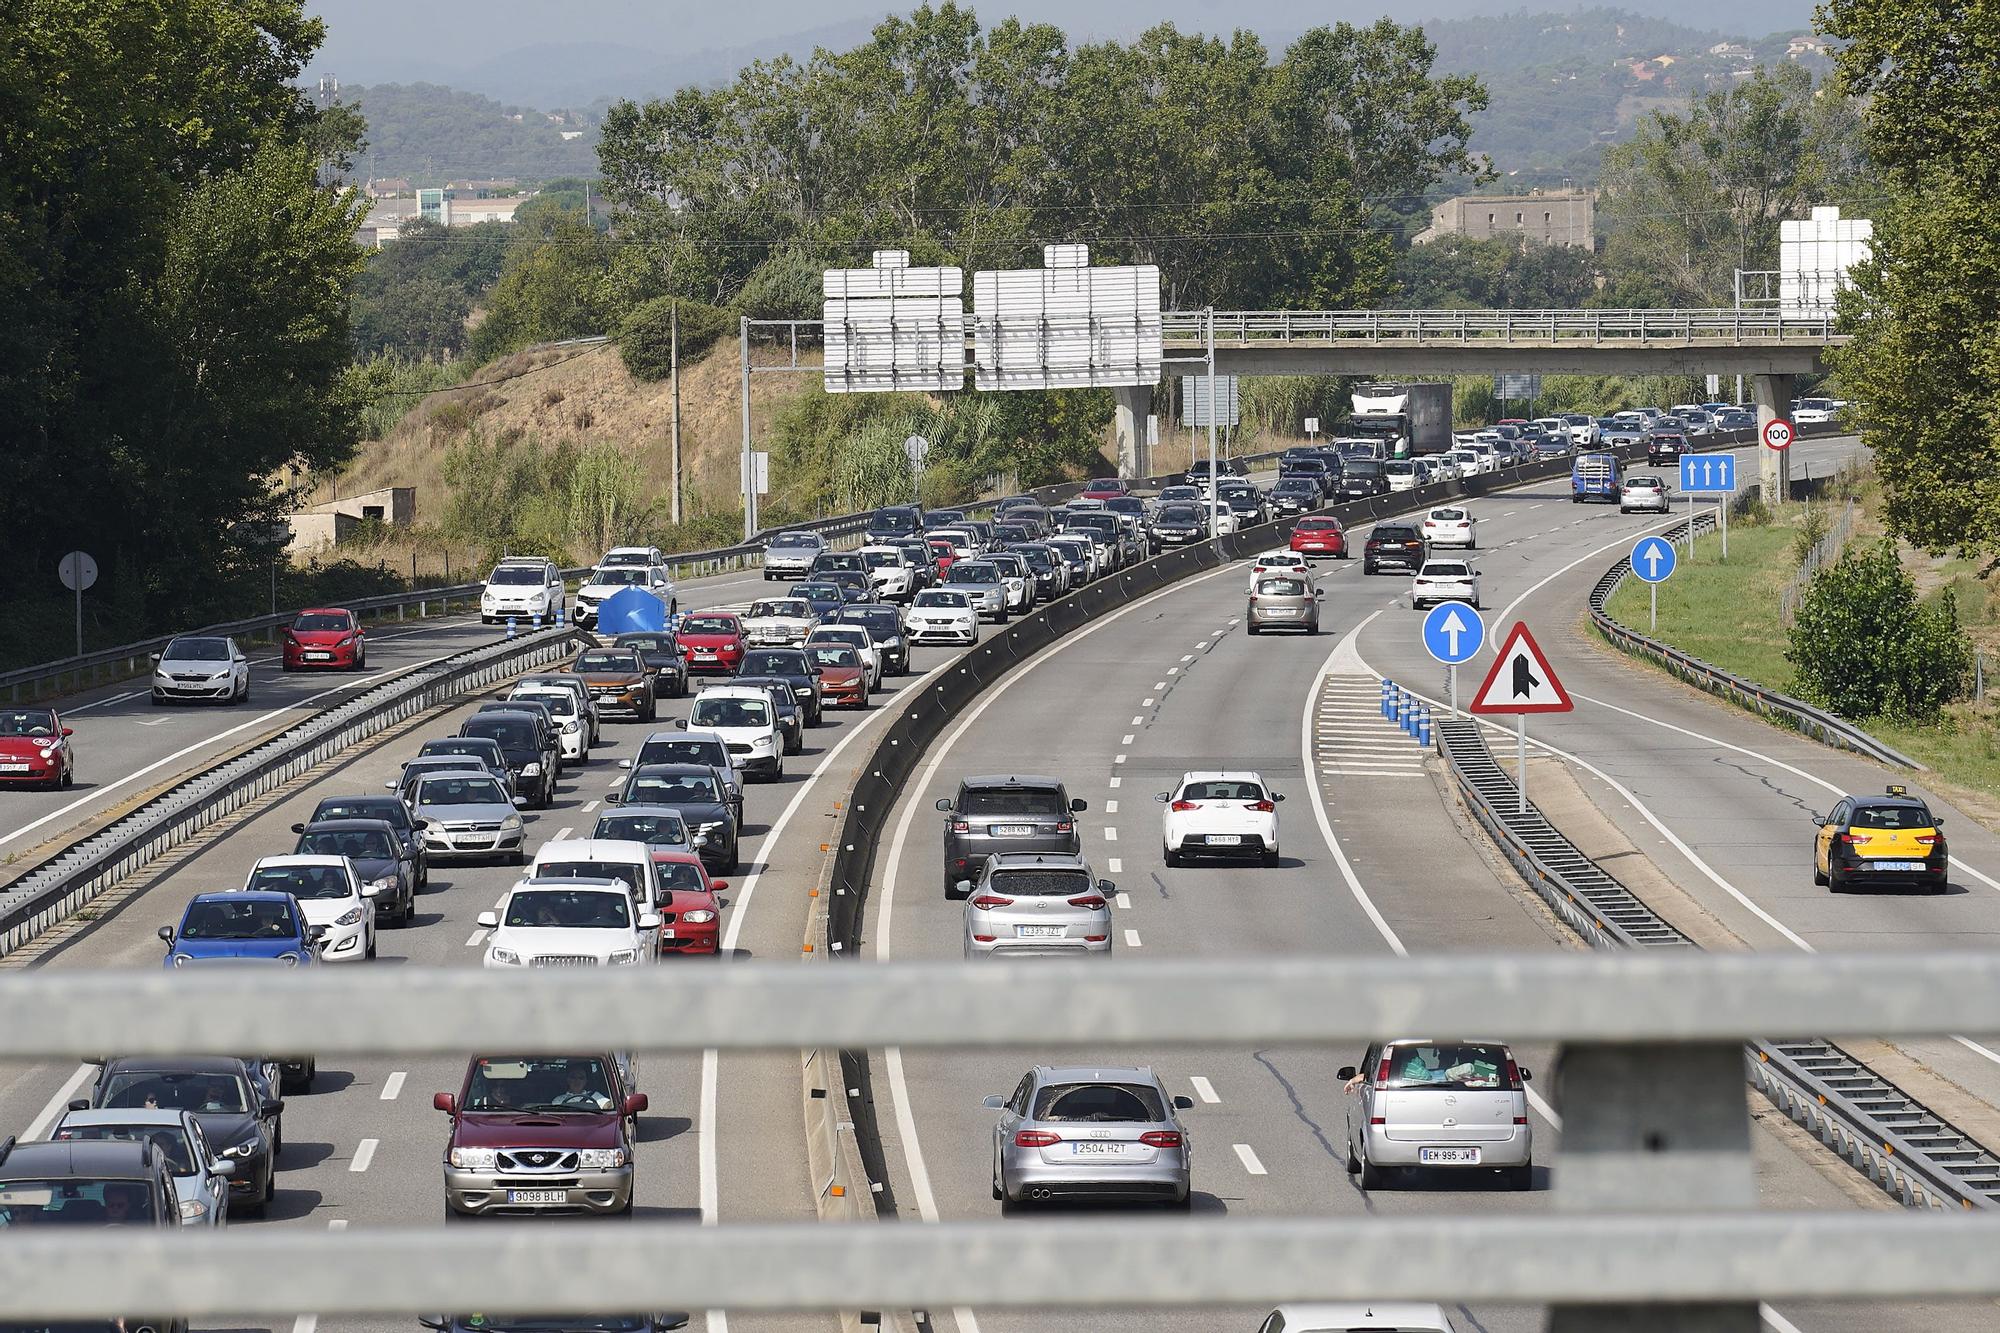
[1417,705,1432,747]
[506,617,517,639]
[1381,678,1394,718]
[555,603,566,628]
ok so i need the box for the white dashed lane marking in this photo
[1234,1143,1268,1176]
[1116,893,1132,910]
[1105,800,1119,814]
[1190,1076,1220,1104]
[1108,776,1121,788]
[350,1139,378,1173]
[466,930,488,947]
[380,1072,406,1101]
[1123,929,1143,948]
[1107,858,1122,872]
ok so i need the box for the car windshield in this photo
[1345,461,1383,478]
[535,862,643,896]
[679,616,737,635]
[53,1124,195,1174]
[1384,462,1415,476]
[962,788,1065,816]
[915,591,969,609]
[465,1057,617,1114]
[416,777,508,808]
[798,584,841,599]
[769,534,819,549]
[298,828,397,860]
[656,862,709,892]
[1031,1083,1166,1122]
[488,567,542,585]
[749,602,809,619]
[291,613,351,632]
[863,550,901,568]
[808,646,860,668]
[1851,804,1934,829]
[593,814,688,845]
[576,652,641,673]
[517,691,576,717]
[691,698,769,729]
[1378,1042,1518,1091]
[179,899,297,940]
[989,869,1093,897]
[740,650,809,675]
[0,710,57,737]
[631,772,721,803]
[102,1070,249,1114]
[0,1180,158,1227]
[947,565,997,584]
[164,638,229,661]
[1256,578,1308,597]
[247,864,351,900]
[465,718,534,749]
[502,889,631,930]
[589,567,650,586]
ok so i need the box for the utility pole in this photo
[739,317,756,541]
[670,301,683,524]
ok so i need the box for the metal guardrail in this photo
[0,624,587,957]
[1164,307,1846,345]
[1433,712,1995,1211]
[1587,500,1922,769]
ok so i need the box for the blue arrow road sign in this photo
[1421,601,1487,665]
[1679,452,1736,494]
[1631,535,1678,584]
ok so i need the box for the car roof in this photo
[1270,1302,1452,1330]
[296,607,353,617]
[56,1107,193,1130]
[1179,770,1267,783]
[194,888,297,905]
[694,685,775,701]
[253,854,350,870]
[300,817,398,832]
[990,851,1091,870]
[507,876,630,895]
[598,803,691,821]
[533,838,652,863]
[1032,1064,1163,1086]
[102,1055,250,1076]
[0,1139,160,1178]
[631,761,722,778]
[962,774,1064,790]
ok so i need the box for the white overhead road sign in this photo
[822,250,965,394]
[973,243,1162,391]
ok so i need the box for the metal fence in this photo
[1780,496,1858,628]
[1164,307,1846,346]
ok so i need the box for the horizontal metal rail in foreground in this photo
[1164,307,1845,345]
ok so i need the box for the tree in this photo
[1787,538,1972,723]
[470,208,616,361]
[1396,234,1597,308]
[1820,0,2000,558]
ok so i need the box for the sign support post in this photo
[1420,602,1487,719]
[1517,715,1528,815]
[1629,536,1679,636]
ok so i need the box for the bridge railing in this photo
[3,954,2000,1324]
[1166,307,1843,345]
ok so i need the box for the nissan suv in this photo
[435,1053,647,1218]
[937,774,1088,897]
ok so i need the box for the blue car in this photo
[159,890,321,970]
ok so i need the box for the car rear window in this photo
[1423,563,1471,578]
[1031,1082,1166,1122]
[962,788,1065,816]
[988,869,1093,897]
[1430,509,1465,521]
[465,718,534,749]
[1378,1042,1517,1091]
[1850,804,1933,829]
[1256,578,1308,597]
[1182,779,1267,801]
[535,861,643,895]
[1374,527,1419,541]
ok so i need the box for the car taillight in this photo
[1246,800,1275,812]
[1015,1130,1061,1148]
[1504,1056,1521,1087]
[1055,820,1074,834]
[1374,1055,1392,1089]
[970,895,1014,909]
[1369,1116,1386,1125]
[1917,834,1940,846]
[951,820,970,834]
[1514,1116,1530,1126]
[1170,800,1199,812]
[1139,1131,1182,1148]
[1840,833,1870,845]
[1068,895,1106,910]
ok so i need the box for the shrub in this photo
[1792,504,1831,565]
[1787,537,1974,723]
[617,296,731,382]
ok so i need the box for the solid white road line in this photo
[350,1138,378,1173]
[380,1071,406,1101]
[24,1063,96,1141]
[1190,1076,1220,1104]
[1233,1143,1268,1176]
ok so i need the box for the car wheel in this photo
[1359,1156,1389,1191]
[1363,562,1376,575]
[1828,867,1847,893]
[1163,843,1181,868]
[1262,848,1280,868]
[641,703,657,723]
[1164,1191,1193,1212]
[1812,862,1828,887]
[1506,1164,1533,1191]
[366,931,377,960]
[1247,623,1260,636]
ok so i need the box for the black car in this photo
[1184,458,1244,486]
[611,632,690,698]
[936,774,1087,897]
[0,1136,189,1330]
[1152,502,1209,546]
[290,816,416,926]
[1279,455,1337,496]
[889,538,941,590]
[822,569,874,602]
[1337,459,1390,499]
[1363,524,1427,574]
[795,581,848,618]
[607,762,739,874]
[1223,489,1269,527]
[417,735,519,796]
[1005,505,1053,537]
[737,647,824,726]
[1011,543,1065,598]
[808,552,869,578]
[864,504,924,546]
[1647,431,1687,466]
[992,521,1038,546]
[460,710,559,807]
[626,733,745,827]
[830,604,911,675]
[79,1056,280,1219]
[923,508,969,531]
[305,793,430,889]
[1269,478,1323,517]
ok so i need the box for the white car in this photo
[929,529,980,564]
[1437,449,1479,480]
[1458,443,1500,475]
[574,563,676,628]
[741,597,817,648]
[1046,535,1100,581]
[240,855,376,963]
[857,545,918,601]
[1256,1304,1456,1333]
[478,878,658,968]
[600,545,664,569]
[151,635,251,706]
[907,589,978,645]
[1421,506,1477,549]
[1620,475,1671,513]
[1793,397,1836,424]
[514,673,601,745]
[1246,549,1312,591]
[511,685,589,762]
[807,625,881,690]
[1560,413,1600,447]
[686,686,784,780]
[529,838,665,949]
[479,556,563,625]
[1158,771,1283,867]
[1383,459,1420,492]
[1411,559,1481,611]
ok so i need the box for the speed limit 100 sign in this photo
[1762,418,1794,450]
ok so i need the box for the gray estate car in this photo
[984,1065,1195,1208]
[937,774,1088,897]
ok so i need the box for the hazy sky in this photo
[306,0,1822,89]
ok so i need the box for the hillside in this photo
[341,82,599,184]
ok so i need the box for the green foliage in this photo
[345,355,473,443]
[439,431,579,562]
[342,83,599,180]
[1787,538,1973,723]
[617,297,731,382]
[831,421,918,513]
[1240,377,1355,437]
[470,208,616,362]
[350,216,512,358]
[567,442,645,555]
[1395,235,1597,309]
[1820,0,2000,560]
[1792,505,1831,566]
[736,251,827,321]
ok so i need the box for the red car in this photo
[653,851,725,955]
[1078,477,1132,501]
[675,611,745,675]
[283,607,366,671]
[806,642,869,708]
[926,536,959,575]
[0,707,74,789]
[1290,516,1349,559]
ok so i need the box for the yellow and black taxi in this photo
[1811,785,1948,894]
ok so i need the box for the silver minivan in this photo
[1338,1039,1533,1190]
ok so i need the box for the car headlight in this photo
[681,909,717,924]
[335,907,363,927]
[222,1141,258,1160]
[606,949,640,966]
[279,953,301,967]
[179,1198,209,1222]
[365,876,398,896]
[578,1148,628,1169]
[488,946,522,966]
[752,735,774,750]
[521,763,542,777]
[449,1147,500,1171]
[562,719,580,732]
[501,815,523,831]
[172,954,193,968]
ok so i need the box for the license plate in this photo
[305,651,332,661]
[1872,860,1927,871]
[0,763,31,773]
[661,927,676,939]
[1015,925,1065,938]
[1069,1141,1133,1156]
[506,1189,568,1205]
[694,652,716,660]
[992,824,1035,836]
[1206,835,1242,846]
[1418,1147,1482,1165]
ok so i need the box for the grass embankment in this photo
[1602,480,2000,820]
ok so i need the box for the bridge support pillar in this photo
[1547,1041,1758,1333]
[1111,383,1152,480]
[1753,372,1795,504]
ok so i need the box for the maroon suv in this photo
[435,1053,646,1217]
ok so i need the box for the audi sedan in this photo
[962,852,1113,958]
[984,1064,1194,1208]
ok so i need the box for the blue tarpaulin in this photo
[594,587,670,634]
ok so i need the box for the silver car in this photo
[762,530,827,579]
[51,1107,235,1226]
[962,851,1113,957]
[412,769,530,864]
[984,1065,1194,1208]
[943,561,1010,622]
[1338,1039,1534,1190]
[591,804,706,860]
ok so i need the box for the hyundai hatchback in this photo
[962,852,1114,958]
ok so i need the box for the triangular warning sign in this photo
[1469,621,1574,715]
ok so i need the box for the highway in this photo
[5,437,1997,1331]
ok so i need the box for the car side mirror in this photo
[308,924,330,941]
[209,1158,237,1178]
[361,884,383,898]
[656,1318,690,1331]
[638,911,663,930]
[513,795,530,807]
[674,718,688,730]
[1336,1065,1358,1081]
[67,1098,89,1112]
[149,652,162,664]
[1070,798,1088,812]
[431,1093,456,1115]
[981,1094,1007,1110]
[604,793,621,804]
[1519,1067,1533,1082]
[61,727,73,737]
[710,879,730,893]
[417,1319,447,1331]
[1173,1095,1195,1110]
[1274,793,1287,802]
[158,925,175,944]
[1098,879,1115,894]
[1155,792,1169,802]
[935,798,953,812]
[477,911,499,928]
[261,1099,283,1117]
[623,1093,649,1117]
[1810,812,1825,826]
[412,819,429,830]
